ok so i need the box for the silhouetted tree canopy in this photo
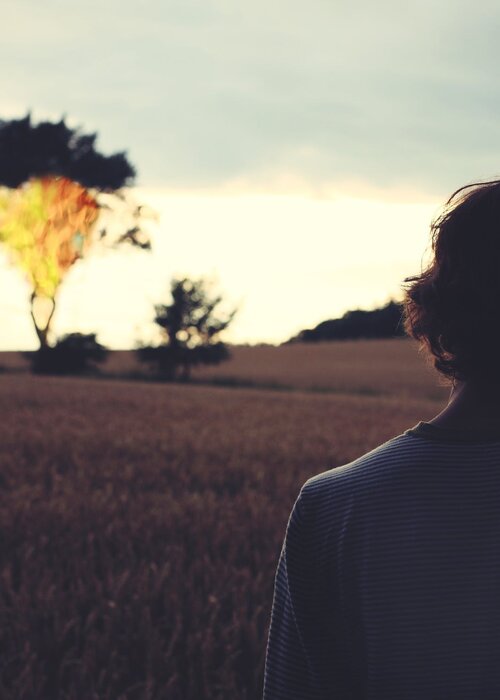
[138,277,237,381]
[0,113,151,355]
[288,300,405,342]
[26,333,108,375]
[0,114,135,190]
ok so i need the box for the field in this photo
[0,340,447,699]
[1,338,449,401]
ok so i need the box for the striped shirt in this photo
[263,421,500,699]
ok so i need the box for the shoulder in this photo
[303,433,415,491]
[297,427,485,517]
[288,433,432,564]
[297,431,445,518]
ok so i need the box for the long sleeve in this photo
[262,486,328,700]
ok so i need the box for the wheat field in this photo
[0,340,447,699]
[0,337,449,402]
[190,338,447,400]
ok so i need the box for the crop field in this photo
[0,338,448,402]
[190,338,447,400]
[0,341,447,699]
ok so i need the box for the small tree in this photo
[138,277,237,381]
[0,113,152,352]
[29,333,108,375]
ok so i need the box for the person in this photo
[262,179,500,699]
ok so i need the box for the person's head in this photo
[404,179,500,387]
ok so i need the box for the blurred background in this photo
[0,1,496,698]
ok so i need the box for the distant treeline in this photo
[288,300,406,342]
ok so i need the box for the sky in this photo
[1,0,500,348]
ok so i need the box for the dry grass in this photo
[191,339,448,400]
[1,338,448,402]
[0,369,444,699]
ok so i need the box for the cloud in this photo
[1,0,500,195]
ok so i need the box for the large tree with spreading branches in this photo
[0,113,152,349]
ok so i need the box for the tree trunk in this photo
[179,362,191,382]
[30,293,56,350]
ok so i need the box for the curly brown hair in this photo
[403,179,500,384]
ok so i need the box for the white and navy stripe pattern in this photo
[263,422,500,699]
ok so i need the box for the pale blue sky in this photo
[0,0,499,347]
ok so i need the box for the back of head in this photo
[404,179,500,385]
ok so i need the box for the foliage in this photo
[0,114,151,350]
[27,333,108,375]
[0,177,99,299]
[138,277,236,381]
[0,113,134,190]
[0,373,435,698]
[289,300,406,342]
[137,342,230,381]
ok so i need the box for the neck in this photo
[429,379,500,433]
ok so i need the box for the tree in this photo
[138,277,237,381]
[28,332,108,375]
[0,113,152,351]
[0,112,134,189]
[287,300,405,342]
